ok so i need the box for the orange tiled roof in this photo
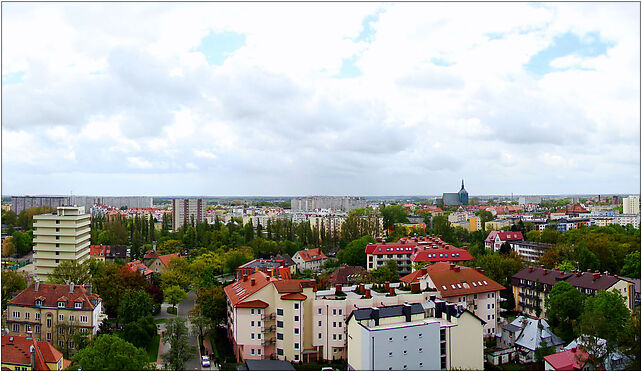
[224,271,276,306]
[125,260,153,276]
[295,248,327,262]
[8,283,99,310]
[237,299,270,308]
[281,293,307,300]
[273,279,315,293]
[399,268,428,284]
[90,245,106,257]
[158,253,181,268]
[426,262,505,297]
[1,335,66,370]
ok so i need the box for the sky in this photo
[1,2,640,197]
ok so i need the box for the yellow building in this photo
[484,219,510,231]
[5,281,105,353]
[469,216,481,232]
[2,335,71,370]
[33,206,90,281]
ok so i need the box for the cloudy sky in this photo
[2,2,640,197]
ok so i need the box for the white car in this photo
[201,356,211,368]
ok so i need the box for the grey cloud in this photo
[396,67,465,90]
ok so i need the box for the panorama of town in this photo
[1,192,640,371]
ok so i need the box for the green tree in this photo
[381,205,409,230]
[72,334,150,371]
[534,340,557,366]
[162,317,196,371]
[117,289,153,325]
[545,281,586,342]
[371,260,398,284]
[478,210,494,231]
[577,247,600,271]
[11,231,32,257]
[619,310,641,370]
[164,285,187,311]
[470,252,522,288]
[337,235,375,267]
[104,218,128,245]
[554,260,576,273]
[194,286,227,326]
[2,236,16,257]
[2,270,27,310]
[158,239,183,255]
[526,230,541,242]
[620,251,640,278]
[122,315,157,349]
[49,260,92,285]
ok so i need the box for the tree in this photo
[123,315,157,349]
[2,270,26,310]
[431,215,457,244]
[189,313,213,341]
[470,252,522,288]
[371,260,398,284]
[577,247,600,272]
[2,236,16,257]
[526,230,541,242]
[620,251,640,278]
[337,235,375,267]
[49,260,92,285]
[117,289,153,325]
[104,218,128,245]
[534,340,557,366]
[499,241,512,255]
[619,310,640,370]
[162,317,196,371]
[381,205,409,230]
[72,334,150,371]
[164,285,187,311]
[194,286,227,326]
[554,260,576,273]
[545,281,586,342]
[158,239,183,255]
[478,210,494,231]
[11,231,32,257]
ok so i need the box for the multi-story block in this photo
[346,299,484,371]
[622,195,640,215]
[484,219,511,231]
[484,231,524,252]
[512,267,635,318]
[365,236,473,274]
[509,241,553,264]
[292,248,328,273]
[290,196,366,212]
[615,214,640,229]
[399,263,504,337]
[2,334,71,370]
[171,199,205,230]
[6,281,105,350]
[518,196,542,206]
[11,196,69,215]
[33,206,91,281]
[555,218,592,232]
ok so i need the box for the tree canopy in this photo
[545,281,586,342]
[2,271,27,310]
[337,235,375,267]
[162,317,196,371]
[72,334,149,371]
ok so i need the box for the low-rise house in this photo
[509,241,553,264]
[89,245,128,262]
[5,281,105,351]
[272,254,297,275]
[484,231,524,252]
[326,265,367,287]
[564,335,629,370]
[346,299,485,371]
[145,252,181,274]
[543,347,590,371]
[236,259,292,281]
[512,267,635,318]
[1,334,71,371]
[399,262,504,337]
[292,248,328,273]
[125,260,154,281]
[502,316,565,364]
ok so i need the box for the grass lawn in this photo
[146,334,161,363]
[154,318,170,324]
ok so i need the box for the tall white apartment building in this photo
[623,196,640,215]
[172,199,205,230]
[33,206,91,280]
[518,196,541,206]
[291,196,366,212]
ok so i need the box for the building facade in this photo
[292,248,328,272]
[33,206,91,281]
[172,199,205,230]
[518,196,542,206]
[622,195,640,215]
[290,196,366,212]
[509,241,553,264]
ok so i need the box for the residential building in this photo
[292,248,328,273]
[518,196,542,206]
[125,260,154,281]
[484,231,524,252]
[555,217,592,232]
[621,276,640,308]
[447,210,475,224]
[498,316,565,364]
[1,334,71,371]
[509,241,553,264]
[11,196,69,215]
[399,263,504,337]
[242,360,295,371]
[543,347,590,371]
[12,196,152,215]
[622,195,640,214]
[5,281,105,350]
[89,245,128,262]
[171,199,205,230]
[346,299,484,371]
[512,267,635,318]
[326,265,367,287]
[564,335,629,370]
[236,259,292,281]
[290,196,366,212]
[32,206,91,281]
[484,219,511,231]
[365,236,473,274]
[272,254,297,275]
[615,214,640,229]
[144,252,181,274]
[442,180,469,206]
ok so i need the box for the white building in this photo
[518,196,542,206]
[623,196,640,215]
[172,199,205,230]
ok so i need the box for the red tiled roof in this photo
[144,250,158,259]
[125,260,153,276]
[426,262,505,297]
[543,347,589,370]
[365,235,459,255]
[566,204,588,214]
[295,248,327,262]
[496,231,524,241]
[273,279,315,293]
[328,265,366,286]
[399,268,428,284]
[8,283,99,310]
[411,248,473,263]
[1,335,65,370]
[90,245,106,257]
[237,300,270,308]
[224,271,275,306]
[158,253,181,267]
[280,293,307,300]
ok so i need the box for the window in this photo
[317,308,321,315]
[56,236,60,240]
[277,349,284,356]
[59,327,64,335]
[294,303,299,310]
[487,304,491,309]
[487,315,491,320]
[75,303,82,309]
[277,333,283,340]
[251,321,255,327]
[56,244,59,248]
[333,322,336,327]
[294,343,299,349]
[257,349,261,355]
[257,334,261,340]
[333,334,337,340]
[47,333,52,341]
[59,314,64,321]
[318,333,322,339]
[277,321,283,328]
[80,316,88,323]
[56,220,60,224]
[251,309,255,315]
[294,355,299,361]
[338,334,342,340]
[251,349,255,355]
[69,315,74,322]
[25,312,30,320]
[333,309,337,315]
[403,350,408,355]
[257,309,261,314]
[257,321,261,327]
[59,340,64,347]
[388,352,393,357]
[35,325,40,333]
[58,301,65,308]
[12,311,20,319]
[277,309,284,316]
[12,323,20,332]
[55,259,60,264]
[35,300,42,306]
[294,328,299,334]
[419,347,423,353]
[56,228,59,232]
[251,334,255,339]
[418,333,423,338]
[318,321,322,326]
[294,316,299,322]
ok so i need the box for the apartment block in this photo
[5,281,105,350]
[346,299,484,371]
[172,199,205,230]
[290,196,366,212]
[400,263,504,337]
[11,196,69,215]
[509,241,553,264]
[622,195,640,215]
[518,196,542,206]
[33,206,91,281]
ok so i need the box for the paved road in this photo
[180,291,203,371]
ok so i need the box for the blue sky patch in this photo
[335,56,362,78]
[486,32,505,41]
[2,71,25,85]
[353,8,385,43]
[431,57,454,67]
[194,31,246,65]
[525,31,612,75]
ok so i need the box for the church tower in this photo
[458,179,469,205]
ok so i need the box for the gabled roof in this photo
[294,248,327,262]
[1,335,68,370]
[543,347,589,370]
[565,271,620,291]
[327,265,366,285]
[157,252,181,267]
[8,283,99,310]
[426,262,505,297]
[495,231,524,241]
[511,316,565,351]
[144,250,159,260]
[411,248,473,263]
[273,253,296,267]
[273,279,315,293]
[512,267,572,287]
[399,268,428,284]
[224,271,275,306]
[125,260,153,276]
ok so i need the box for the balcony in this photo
[261,337,276,346]
[262,312,276,321]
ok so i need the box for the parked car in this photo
[201,356,211,368]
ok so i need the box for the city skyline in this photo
[2,2,640,196]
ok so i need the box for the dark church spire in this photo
[461,179,465,191]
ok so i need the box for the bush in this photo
[167,307,177,315]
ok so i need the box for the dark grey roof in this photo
[503,323,521,333]
[244,260,282,269]
[274,254,296,267]
[510,241,552,249]
[620,276,641,294]
[352,303,424,321]
[244,360,295,371]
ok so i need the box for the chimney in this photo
[30,345,35,370]
[384,282,390,291]
[365,289,371,298]
[251,278,256,286]
[34,280,40,292]
[359,284,365,293]
[429,295,436,302]
[450,263,456,270]
[389,287,395,296]
[371,307,380,326]
[243,275,248,282]
[402,303,412,322]
[69,282,75,293]
[478,269,484,275]
[540,265,544,269]
[528,267,533,272]
[571,347,577,353]
[335,284,342,293]
[576,271,581,277]
[592,273,600,281]
[543,269,548,275]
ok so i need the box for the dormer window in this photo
[75,302,83,309]
[35,299,42,306]
[58,301,66,308]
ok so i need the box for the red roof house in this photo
[543,347,590,370]
[2,335,71,371]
